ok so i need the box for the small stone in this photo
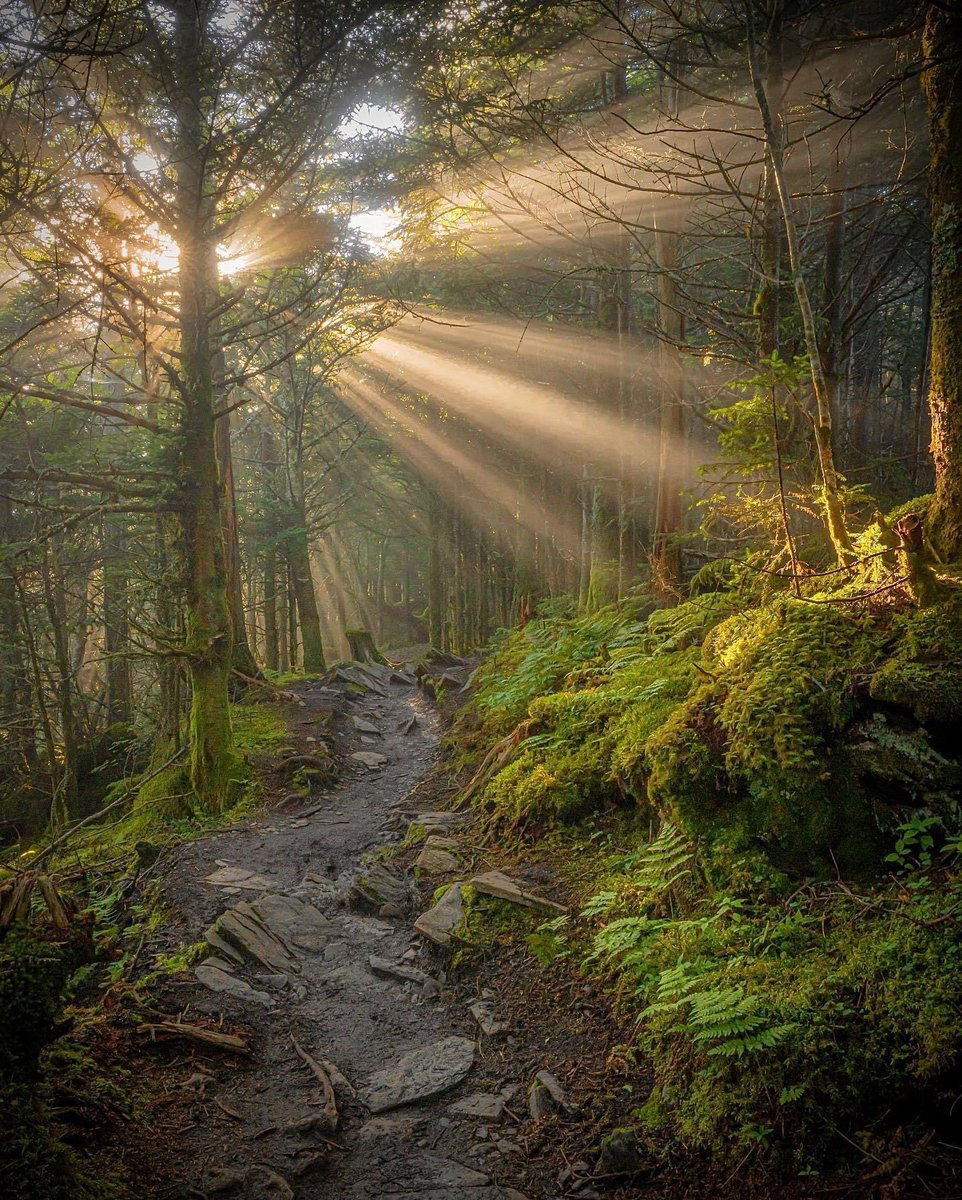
[528,1082,553,1119]
[352,716,381,734]
[597,1127,650,1177]
[194,959,274,1007]
[497,1139,522,1155]
[470,870,567,912]
[423,834,459,851]
[368,954,440,993]
[535,1069,570,1112]
[252,973,291,991]
[469,999,509,1037]
[351,751,388,769]
[203,865,274,890]
[414,882,465,946]
[414,845,459,874]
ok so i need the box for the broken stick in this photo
[140,1021,249,1054]
[291,1035,339,1130]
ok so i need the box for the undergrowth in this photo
[453,545,962,1185]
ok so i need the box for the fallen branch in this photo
[231,668,300,703]
[140,1021,250,1055]
[292,1035,339,1130]
[461,721,531,806]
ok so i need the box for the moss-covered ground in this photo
[445,563,962,1191]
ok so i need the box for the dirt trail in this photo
[147,671,533,1200]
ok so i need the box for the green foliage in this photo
[461,596,729,835]
[575,830,962,1170]
[0,930,69,1079]
[471,604,631,731]
[525,914,570,966]
[230,703,292,756]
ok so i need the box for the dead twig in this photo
[291,1035,339,1130]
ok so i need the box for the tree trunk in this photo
[747,11,853,563]
[262,542,279,672]
[651,54,686,602]
[922,3,962,557]
[103,518,133,726]
[174,0,238,810]
[42,537,78,827]
[214,395,260,677]
[285,461,326,673]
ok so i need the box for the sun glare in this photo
[339,104,406,139]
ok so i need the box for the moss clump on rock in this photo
[869,591,962,727]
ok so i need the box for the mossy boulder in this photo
[869,592,962,728]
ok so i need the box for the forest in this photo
[2,1,962,1197]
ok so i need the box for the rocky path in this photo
[149,667,534,1200]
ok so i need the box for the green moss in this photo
[631,879,962,1170]
[869,591,962,725]
[131,763,193,822]
[467,597,729,837]
[643,600,898,876]
[230,702,292,756]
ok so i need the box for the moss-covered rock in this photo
[869,592,962,727]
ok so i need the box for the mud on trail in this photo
[136,668,542,1200]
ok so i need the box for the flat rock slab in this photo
[361,1036,475,1112]
[368,955,440,995]
[194,958,274,1007]
[351,751,389,769]
[207,905,299,975]
[405,811,472,833]
[470,870,568,912]
[415,845,459,874]
[424,834,460,850]
[449,1092,506,1119]
[203,865,274,891]
[249,893,331,953]
[352,861,410,911]
[414,882,465,946]
[352,716,381,735]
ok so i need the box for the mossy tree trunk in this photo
[922,4,962,558]
[174,0,238,811]
[102,514,133,726]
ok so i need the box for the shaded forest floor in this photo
[97,668,640,1200]
[82,661,914,1200]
